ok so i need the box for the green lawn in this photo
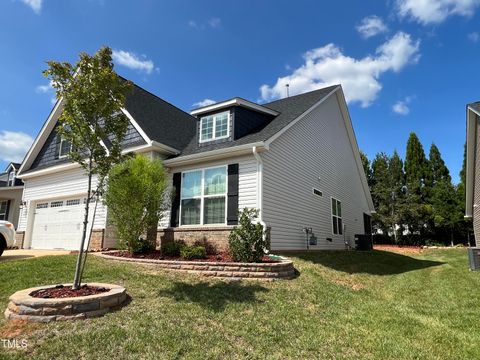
[0,249,478,359]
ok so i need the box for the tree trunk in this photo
[450,226,454,247]
[72,160,93,290]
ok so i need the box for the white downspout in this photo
[252,146,267,242]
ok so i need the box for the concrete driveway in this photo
[0,249,71,261]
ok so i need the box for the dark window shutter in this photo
[170,172,181,227]
[227,164,239,225]
[54,134,61,159]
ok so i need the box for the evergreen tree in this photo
[360,150,373,187]
[388,151,405,241]
[402,133,432,239]
[429,143,451,184]
[456,143,473,244]
[371,153,390,234]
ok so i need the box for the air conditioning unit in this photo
[468,248,480,271]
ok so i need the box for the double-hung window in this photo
[331,198,343,235]
[180,166,227,225]
[200,111,229,142]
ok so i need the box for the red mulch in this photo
[373,244,423,254]
[107,250,279,263]
[30,285,110,299]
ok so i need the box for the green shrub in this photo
[180,246,207,260]
[161,242,182,257]
[193,238,217,255]
[228,208,269,263]
[135,237,156,254]
[105,154,169,254]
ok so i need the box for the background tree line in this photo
[361,132,472,246]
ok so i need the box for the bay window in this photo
[200,111,229,142]
[180,166,227,225]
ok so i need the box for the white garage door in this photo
[31,197,88,250]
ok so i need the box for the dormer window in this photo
[200,111,229,143]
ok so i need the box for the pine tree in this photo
[456,142,473,244]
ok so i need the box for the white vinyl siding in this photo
[262,93,371,250]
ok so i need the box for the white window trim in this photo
[331,197,343,235]
[179,165,228,226]
[199,111,230,143]
[59,137,72,159]
[0,200,7,220]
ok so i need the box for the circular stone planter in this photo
[5,283,127,323]
[95,252,295,280]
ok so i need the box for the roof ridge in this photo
[263,84,340,106]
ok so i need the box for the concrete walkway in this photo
[0,249,71,261]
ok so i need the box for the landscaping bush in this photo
[105,155,169,254]
[228,208,269,263]
[193,238,217,255]
[180,246,207,260]
[161,242,182,257]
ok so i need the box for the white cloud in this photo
[112,50,155,74]
[0,131,33,163]
[469,31,480,42]
[20,0,42,14]
[396,0,480,24]
[35,81,52,94]
[208,18,221,28]
[260,32,420,107]
[188,17,222,30]
[193,99,216,108]
[356,15,388,38]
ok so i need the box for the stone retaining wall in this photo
[95,252,295,280]
[4,283,127,323]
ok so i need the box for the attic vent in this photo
[313,188,322,197]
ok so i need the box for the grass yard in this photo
[0,248,478,359]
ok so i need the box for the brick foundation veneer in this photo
[95,252,295,280]
[88,229,105,250]
[4,283,127,323]
[157,227,234,252]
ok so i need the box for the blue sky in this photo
[0,0,479,183]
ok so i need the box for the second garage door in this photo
[31,197,87,250]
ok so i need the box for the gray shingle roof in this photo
[125,84,197,151]
[178,85,339,156]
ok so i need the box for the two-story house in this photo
[16,80,374,251]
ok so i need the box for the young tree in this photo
[105,155,169,253]
[44,47,132,289]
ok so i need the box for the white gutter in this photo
[163,142,267,167]
[252,146,268,243]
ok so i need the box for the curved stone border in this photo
[5,283,127,323]
[95,252,295,280]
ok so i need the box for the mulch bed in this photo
[30,284,110,299]
[373,244,423,254]
[107,250,279,263]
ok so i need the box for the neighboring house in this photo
[17,81,374,251]
[0,162,24,230]
[465,102,480,243]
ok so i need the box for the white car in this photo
[0,221,15,256]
